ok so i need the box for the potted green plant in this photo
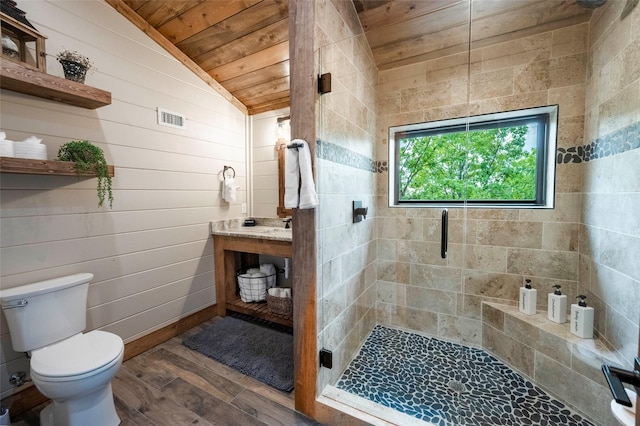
[57,140,113,208]
[56,49,93,83]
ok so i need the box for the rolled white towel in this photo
[267,287,292,298]
[268,287,280,297]
[260,263,275,274]
[260,263,277,287]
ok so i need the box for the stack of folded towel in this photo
[0,132,13,157]
[0,133,48,159]
[13,136,47,159]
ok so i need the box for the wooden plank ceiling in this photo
[114,0,289,115]
[109,0,592,115]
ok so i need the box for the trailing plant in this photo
[57,140,113,208]
[55,49,93,69]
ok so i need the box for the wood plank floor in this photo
[11,318,322,426]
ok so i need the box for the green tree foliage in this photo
[398,126,536,201]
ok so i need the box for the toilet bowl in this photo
[611,388,636,426]
[31,331,124,426]
[0,273,124,426]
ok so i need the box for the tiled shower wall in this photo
[315,0,379,392]
[579,1,640,368]
[374,21,589,345]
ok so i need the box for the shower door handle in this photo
[441,209,448,259]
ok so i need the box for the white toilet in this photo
[611,388,637,426]
[0,273,124,426]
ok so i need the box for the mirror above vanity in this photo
[250,108,291,219]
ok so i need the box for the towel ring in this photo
[223,165,235,179]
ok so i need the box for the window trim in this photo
[388,105,558,209]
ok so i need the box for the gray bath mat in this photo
[183,316,293,392]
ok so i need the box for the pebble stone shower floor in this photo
[336,325,595,426]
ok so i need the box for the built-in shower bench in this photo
[481,302,624,425]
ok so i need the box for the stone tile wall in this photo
[314,0,640,416]
[580,0,640,368]
[315,0,378,393]
[375,21,588,347]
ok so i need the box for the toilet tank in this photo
[0,273,92,352]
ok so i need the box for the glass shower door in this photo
[314,28,382,402]
[315,1,473,424]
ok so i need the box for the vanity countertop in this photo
[211,217,292,242]
[212,226,292,242]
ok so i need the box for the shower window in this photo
[388,105,558,208]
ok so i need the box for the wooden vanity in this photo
[212,226,292,327]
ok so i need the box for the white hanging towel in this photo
[284,139,319,209]
[223,176,236,202]
[284,143,299,208]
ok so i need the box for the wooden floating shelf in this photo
[0,156,115,177]
[0,60,111,109]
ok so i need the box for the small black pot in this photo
[59,59,88,83]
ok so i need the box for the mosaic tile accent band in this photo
[318,121,639,172]
[316,139,387,173]
[557,121,640,164]
[336,325,594,426]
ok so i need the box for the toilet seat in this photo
[31,330,124,381]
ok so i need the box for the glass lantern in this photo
[1,0,47,72]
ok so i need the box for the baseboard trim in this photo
[122,305,217,360]
[1,304,217,417]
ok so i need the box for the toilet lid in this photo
[31,330,123,378]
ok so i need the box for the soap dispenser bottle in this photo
[547,284,567,323]
[570,295,594,338]
[519,278,537,315]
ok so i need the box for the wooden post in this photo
[289,0,317,418]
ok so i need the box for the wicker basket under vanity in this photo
[267,287,292,316]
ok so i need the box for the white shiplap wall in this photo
[0,0,247,399]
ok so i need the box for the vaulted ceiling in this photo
[107,0,593,115]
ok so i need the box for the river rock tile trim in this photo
[557,121,640,164]
[336,325,594,426]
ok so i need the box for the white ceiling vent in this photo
[157,107,186,129]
